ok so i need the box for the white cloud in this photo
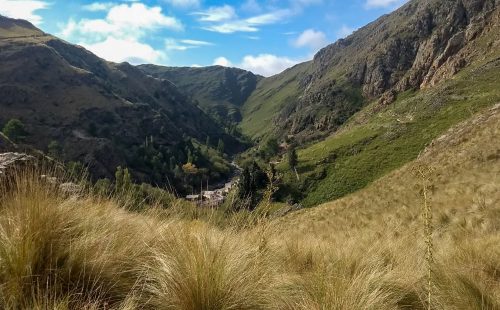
[61,3,183,41]
[239,54,299,76]
[0,0,49,25]
[200,9,292,34]
[83,37,166,64]
[365,0,407,9]
[293,29,328,50]
[180,39,213,46]
[212,54,301,76]
[193,5,236,22]
[163,0,200,8]
[337,25,355,38]
[82,2,114,12]
[59,3,182,64]
[165,38,213,50]
[213,57,232,67]
[203,21,258,34]
[106,3,183,31]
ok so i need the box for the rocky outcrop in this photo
[268,0,499,142]
[0,152,34,176]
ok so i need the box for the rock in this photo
[273,203,304,218]
[59,182,83,196]
[0,152,35,176]
[270,0,498,143]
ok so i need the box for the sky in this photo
[0,0,408,76]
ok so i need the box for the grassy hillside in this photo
[240,62,311,140]
[277,52,500,206]
[0,15,243,192]
[1,97,498,309]
[240,0,499,145]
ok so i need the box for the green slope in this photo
[240,62,311,140]
[277,54,500,206]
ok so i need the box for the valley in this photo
[0,0,499,308]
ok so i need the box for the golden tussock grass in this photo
[0,104,499,309]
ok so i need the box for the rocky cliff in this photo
[242,0,500,143]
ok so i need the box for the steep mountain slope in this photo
[138,65,262,123]
[273,102,500,309]
[237,0,500,206]
[277,49,500,206]
[0,15,242,189]
[0,16,43,38]
[241,0,499,143]
[280,100,500,250]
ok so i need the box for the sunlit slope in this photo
[240,62,311,140]
[278,34,500,206]
[280,100,500,235]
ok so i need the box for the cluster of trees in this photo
[236,161,276,210]
[93,166,175,211]
[124,136,232,194]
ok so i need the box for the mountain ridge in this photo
[0,15,244,192]
[138,64,262,123]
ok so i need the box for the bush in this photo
[2,119,27,142]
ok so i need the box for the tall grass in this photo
[1,165,498,309]
[1,99,500,310]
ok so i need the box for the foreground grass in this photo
[1,104,499,309]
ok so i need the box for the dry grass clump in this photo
[0,162,499,309]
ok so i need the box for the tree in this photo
[3,119,26,142]
[115,166,132,192]
[217,138,225,154]
[263,138,279,157]
[67,161,85,178]
[173,165,183,179]
[205,136,210,147]
[288,146,299,181]
[169,156,176,171]
[238,167,252,199]
[94,178,112,196]
[182,162,198,175]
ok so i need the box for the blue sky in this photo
[0,0,407,76]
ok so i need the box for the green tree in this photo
[115,166,124,191]
[287,146,299,181]
[67,161,86,179]
[263,138,279,157]
[169,156,176,171]
[238,167,252,199]
[115,166,133,193]
[217,138,225,154]
[3,119,26,142]
[205,136,210,147]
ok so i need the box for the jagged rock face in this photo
[269,0,499,142]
